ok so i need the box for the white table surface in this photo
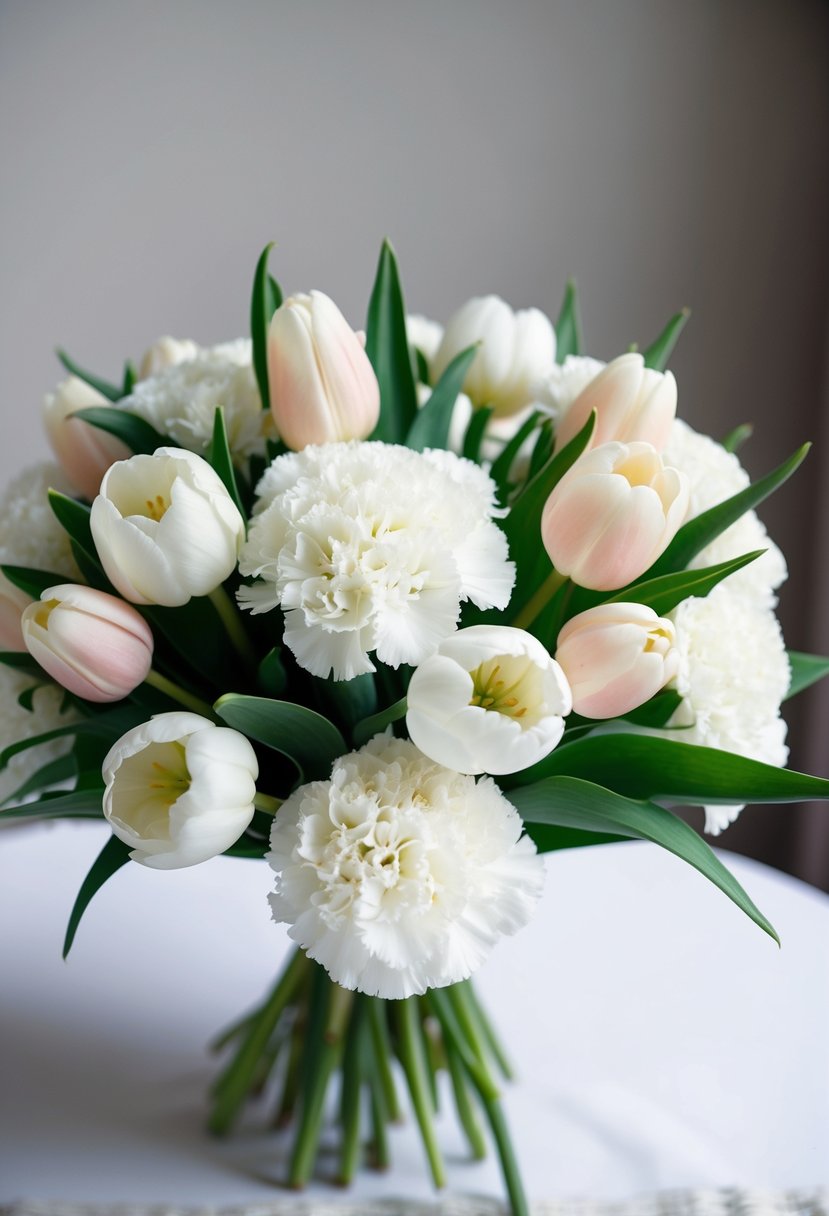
[1,821,827,1206]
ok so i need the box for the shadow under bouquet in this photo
[2,241,829,1215]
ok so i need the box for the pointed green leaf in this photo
[490,410,542,501]
[366,240,418,444]
[721,423,753,454]
[317,672,379,734]
[63,834,132,958]
[554,279,582,362]
[48,490,98,565]
[250,243,281,413]
[786,650,829,700]
[0,650,42,673]
[604,549,764,617]
[405,345,477,452]
[56,349,121,402]
[1,753,77,805]
[1,564,74,599]
[462,404,494,463]
[642,308,690,371]
[3,789,104,820]
[353,696,407,748]
[257,647,287,697]
[207,408,246,519]
[527,824,627,852]
[122,360,137,396]
[0,706,145,770]
[621,688,684,728]
[74,406,174,456]
[527,419,555,480]
[214,694,345,781]
[509,775,777,942]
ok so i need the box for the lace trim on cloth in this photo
[2,1190,827,1216]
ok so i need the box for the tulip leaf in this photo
[621,688,684,727]
[509,775,778,942]
[0,650,42,673]
[603,549,765,617]
[642,308,690,371]
[1,753,78,806]
[353,696,408,748]
[47,490,99,566]
[405,344,477,453]
[145,599,233,688]
[56,349,122,402]
[527,824,627,852]
[462,404,495,463]
[490,410,542,501]
[63,833,132,959]
[207,408,246,520]
[366,239,418,445]
[721,423,753,454]
[0,563,72,600]
[527,419,555,480]
[214,694,346,781]
[508,731,829,807]
[257,647,288,697]
[122,360,137,396]
[74,406,174,457]
[0,706,146,770]
[786,650,829,700]
[316,672,379,734]
[554,279,582,362]
[2,789,104,821]
[250,243,282,414]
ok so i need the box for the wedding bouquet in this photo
[3,240,829,1215]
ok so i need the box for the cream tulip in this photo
[430,295,556,418]
[406,625,572,775]
[554,352,677,454]
[267,290,380,450]
[43,376,131,501]
[90,447,245,606]
[541,441,689,591]
[21,583,153,703]
[138,335,200,380]
[555,602,679,719]
[0,571,32,651]
[102,711,258,869]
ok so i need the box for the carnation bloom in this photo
[103,711,258,869]
[406,625,572,774]
[0,667,79,805]
[238,442,515,680]
[267,734,544,998]
[0,462,79,580]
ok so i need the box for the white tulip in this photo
[102,711,258,869]
[90,447,245,606]
[430,295,556,418]
[138,335,200,380]
[406,625,572,775]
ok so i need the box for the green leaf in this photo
[250,243,281,413]
[527,823,627,852]
[144,598,233,688]
[17,684,43,712]
[48,491,98,566]
[257,647,287,697]
[56,349,122,402]
[317,673,379,733]
[352,696,407,748]
[74,406,174,456]
[0,706,144,770]
[527,419,554,480]
[405,345,477,452]
[0,650,42,673]
[786,650,829,700]
[207,408,246,519]
[509,775,777,942]
[63,834,132,958]
[554,279,582,362]
[490,411,541,501]
[366,239,418,444]
[642,308,690,371]
[3,789,104,820]
[621,688,684,728]
[604,549,764,617]
[1,564,73,599]
[122,360,137,396]
[214,694,346,781]
[462,405,494,463]
[721,423,753,454]
[509,731,829,807]
[1,753,77,806]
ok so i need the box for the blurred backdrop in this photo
[1,0,827,886]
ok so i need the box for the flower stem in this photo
[446,1043,487,1160]
[144,669,215,718]
[396,997,446,1189]
[367,999,401,1121]
[288,973,351,1188]
[338,995,367,1184]
[463,980,514,1080]
[477,1090,530,1216]
[253,792,282,815]
[368,1076,391,1170]
[511,568,568,632]
[208,585,257,670]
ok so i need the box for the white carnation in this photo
[239,442,514,680]
[536,355,606,423]
[267,734,544,998]
[120,339,272,464]
[0,666,80,805]
[0,462,78,578]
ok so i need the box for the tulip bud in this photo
[90,447,246,606]
[21,583,153,702]
[430,295,556,418]
[102,711,258,869]
[43,376,131,501]
[554,352,677,454]
[0,571,32,651]
[406,625,572,775]
[267,290,380,450]
[541,441,689,591]
[555,602,679,719]
[139,336,200,380]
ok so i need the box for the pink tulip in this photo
[43,376,131,501]
[554,352,677,454]
[541,441,689,590]
[21,584,153,702]
[0,571,32,651]
[267,291,380,450]
[555,602,679,719]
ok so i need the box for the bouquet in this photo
[3,239,829,1215]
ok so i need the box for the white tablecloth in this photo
[1,822,827,1207]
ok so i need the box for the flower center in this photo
[147,743,191,803]
[469,657,531,719]
[142,493,170,522]
[644,624,673,656]
[109,740,191,841]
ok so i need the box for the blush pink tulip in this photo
[43,376,131,501]
[541,441,689,591]
[21,584,153,702]
[267,290,380,450]
[0,571,32,651]
[555,602,679,719]
[554,352,677,454]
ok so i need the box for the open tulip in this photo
[555,602,679,719]
[406,625,572,775]
[267,290,380,450]
[554,352,677,454]
[43,376,131,501]
[102,711,258,869]
[0,571,32,651]
[541,441,689,591]
[21,584,153,702]
[430,295,555,418]
[90,448,245,606]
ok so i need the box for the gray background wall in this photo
[1,0,828,885]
